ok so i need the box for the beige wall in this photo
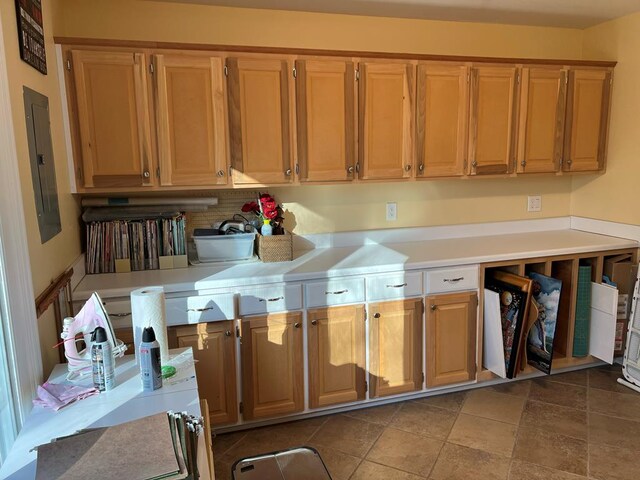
[52,0,586,234]
[571,12,640,225]
[1,0,81,374]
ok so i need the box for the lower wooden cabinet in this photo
[368,298,423,398]
[241,312,304,420]
[426,292,478,387]
[307,305,366,408]
[171,321,238,426]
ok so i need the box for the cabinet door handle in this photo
[187,307,215,312]
[325,289,348,295]
[471,161,478,169]
[347,166,354,174]
[217,170,225,177]
[259,296,284,302]
[225,330,232,337]
[143,171,150,178]
[110,312,131,318]
[520,160,526,167]
[285,168,292,176]
[443,277,464,283]
[418,164,424,173]
[373,313,381,318]
[294,322,301,328]
[431,304,437,311]
[405,164,412,172]
[311,320,318,326]
[386,283,407,288]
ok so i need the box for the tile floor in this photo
[212,365,640,480]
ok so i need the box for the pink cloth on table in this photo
[33,381,99,411]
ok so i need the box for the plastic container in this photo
[193,232,256,262]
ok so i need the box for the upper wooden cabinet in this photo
[358,62,415,180]
[307,305,366,408]
[468,66,519,175]
[416,64,469,178]
[241,312,304,420]
[369,298,423,398]
[226,57,293,185]
[171,321,238,426]
[563,69,612,172]
[516,67,567,174]
[154,54,228,186]
[426,291,477,387]
[296,59,356,182]
[70,50,155,188]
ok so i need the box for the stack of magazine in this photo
[85,215,186,274]
[35,411,211,480]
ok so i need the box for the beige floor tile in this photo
[429,443,510,480]
[212,430,247,456]
[513,425,587,476]
[366,428,443,477]
[520,400,587,440]
[461,389,525,424]
[589,368,629,394]
[589,442,639,480]
[588,387,640,420]
[413,391,467,412]
[508,459,587,480]
[447,413,517,457]
[309,414,384,457]
[589,412,640,450]
[343,402,402,425]
[529,380,587,410]
[487,380,531,398]
[547,370,588,387]
[306,443,361,480]
[350,460,425,480]
[223,417,328,461]
[389,401,458,440]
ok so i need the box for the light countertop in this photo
[74,229,638,300]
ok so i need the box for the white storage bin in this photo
[194,232,256,262]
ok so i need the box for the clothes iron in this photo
[61,292,127,381]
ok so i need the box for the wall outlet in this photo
[386,202,397,221]
[527,195,542,212]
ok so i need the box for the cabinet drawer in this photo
[305,277,365,308]
[424,266,479,294]
[100,299,134,329]
[366,272,423,301]
[239,284,302,315]
[165,293,236,326]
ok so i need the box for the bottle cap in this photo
[142,326,156,343]
[92,326,108,343]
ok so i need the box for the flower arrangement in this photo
[242,193,284,234]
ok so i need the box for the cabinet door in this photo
[416,64,469,178]
[426,291,477,387]
[71,50,154,188]
[563,69,612,172]
[517,68,567,174]
[359,62,415,180]
[468,66,518,175]
[369,298,423,398]
[241,312,303,420]
[173,321,238,426]
[227,57,293,184]
[296,59,356,182]
[155,54,228,186]
[308,305,366,408]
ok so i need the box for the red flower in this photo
[264,209,278,220]
[241,201,259,213]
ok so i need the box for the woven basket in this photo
[256,231,293,262]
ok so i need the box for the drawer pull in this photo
[110,312,131,318]
[187,307,215,312]
[294,322,301,328]
[325,289,348,295]
[311,320,318,326]
[443,277,464,283]
[386,283,407,288]
[431,304,437,311]
[225,331,232,337]
[259,296,284,302]
[373,313,381,319]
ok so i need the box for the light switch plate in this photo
[527,195,542,212]
[386,202,397,221]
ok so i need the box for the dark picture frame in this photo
[15,0,47,74]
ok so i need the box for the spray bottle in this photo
[139,326,162,391]
[91,326,115,391]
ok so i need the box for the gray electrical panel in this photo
[23,87,61,243]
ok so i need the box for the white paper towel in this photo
[131,286,169,365]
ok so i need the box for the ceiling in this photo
[155,0,640,28]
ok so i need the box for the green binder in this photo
[573,265,592,356]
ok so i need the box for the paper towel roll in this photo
[131,286,169,365]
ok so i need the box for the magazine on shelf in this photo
[526,272,563,374]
